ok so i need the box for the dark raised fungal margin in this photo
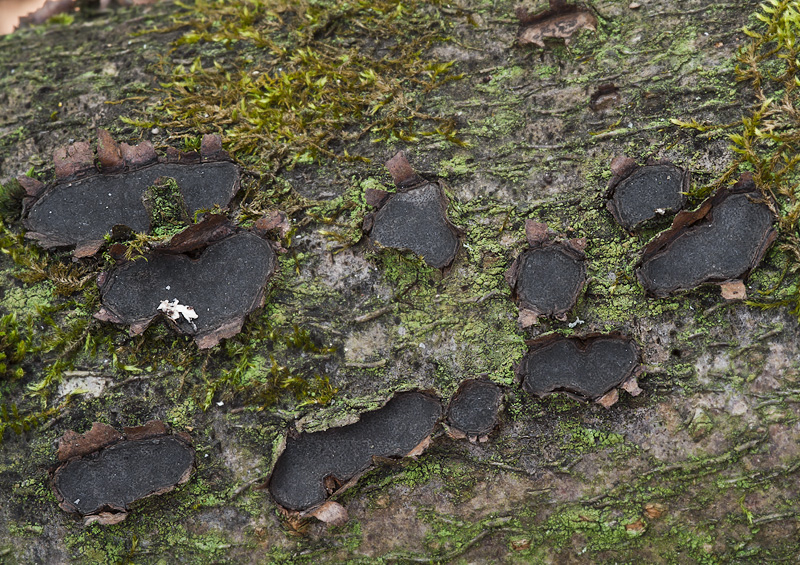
[269,392,442,512]
[23,131,238,255]
[606,156,689,232]
[446,379,503,440]
[517,334,640,403]
[506,220,586,326]
[364,152,460,270]
[95,219,277,348]
[636,173,777,297]
[51,421,194,525]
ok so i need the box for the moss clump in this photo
[0,313,33,381]
[197,323,338,411]
[128,0,463,166]
[142,176,190,236]
[0,178,25,221]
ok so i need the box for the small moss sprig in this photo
[0,313,33,381]
[199,323,337,411]
[732,1,800,316]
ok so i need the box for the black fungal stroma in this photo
[517,334,640,402]
[446,379,503,439]
[269,392,441,512]
[606,157,689,232]
[364,152,460,270]
[506,220,586,326]
[637,173,776,297]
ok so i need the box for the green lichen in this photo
[0,281,53,317]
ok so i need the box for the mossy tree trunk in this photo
[2,0,799,562]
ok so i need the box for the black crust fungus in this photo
[95,217,277,349]
[517,333,640,404]
[51,421,194,525]
[23,130,238,256]
[506,220,586,326]
[446,379,503,440]
[269,392,442,512]
[365,152,460,270]
[636,173,776,297]
[606,156,689,232]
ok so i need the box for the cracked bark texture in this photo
[2,0,800,563]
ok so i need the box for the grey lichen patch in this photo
[269,392,441,512]
[517,334,641,404]
[606,156,689,232]
[637,173,777,298]
[23,131,239,256]
[445,379,503,441]
[95,219,277,348]
[51,421,194,525]
[505,220,586,327]
[365,152,460,270]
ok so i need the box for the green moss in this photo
[143,176,190,237]
[129,0,464,166]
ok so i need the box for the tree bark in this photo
[2,0,799,562]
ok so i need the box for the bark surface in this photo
[1,0,799,563]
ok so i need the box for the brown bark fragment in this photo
[311,501,349,526]
[516,1,597,48]
[644,503,666,519]
[162,214,233,254]
[596,388,619,409]
[96,129,124,172]
[54,141,93,180]
[385,151,424,189]
[720,280,747,300]
[406,435,432,458]
[200,134,228,161]
[57,422,123,462]
[621,377,643,397]
[365,188,390,208]
[524,219,549,246]
[590,83,621,111]
[194,317,247,349]
[17,176,44,198]
[84,512,128,526]
[120,140,157,168]
[73,240,104,259]
[124,420,169,440]
[253,211,290,239]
